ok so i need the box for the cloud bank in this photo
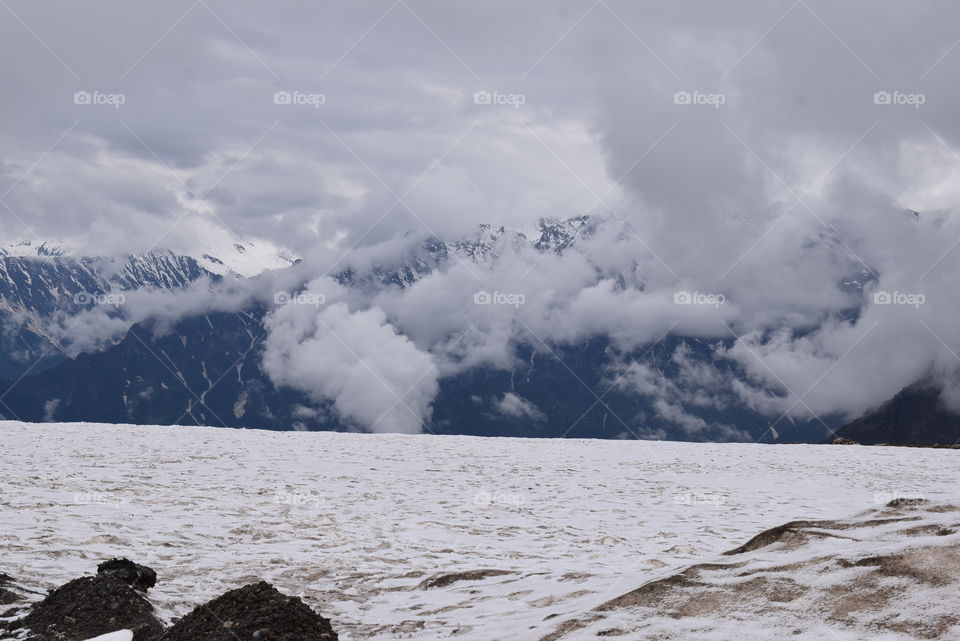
[5,1,960,433]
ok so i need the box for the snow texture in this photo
[1,421,957,640]
[81,631,133,641]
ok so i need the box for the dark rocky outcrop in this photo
[2,565,340,641]
[0,573,36,621]
[5,574,162,641]
[0,574,23,607]
[834,381,960,446]
[97,560,156,592]
[160,581,338,641]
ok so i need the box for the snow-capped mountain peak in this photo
[1,237,298,279]
[0,239,80,258]
[193,240,298,278]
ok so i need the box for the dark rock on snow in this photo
[0,561,339,641]
[161,581,338,641]
[418,569,513,589]
[97,559,157,592]
[5,574,163,641]
[0,574,23,607]
[0,573,36,620]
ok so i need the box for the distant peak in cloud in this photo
[0,234,298,279]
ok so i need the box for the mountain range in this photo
[0,218,952,445]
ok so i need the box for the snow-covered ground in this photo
[556,499,960,640]
[1,421,957,640]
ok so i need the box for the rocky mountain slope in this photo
[0,216,882,442]
[0,249,219,379]
[834,380,960,446]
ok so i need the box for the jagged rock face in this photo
[335,216,595,290]
[0,217,590,319]
[532,214,591,253]
[0,250,219,379]
[0,251,216,316]
[0,239,75,258]
[0,257,108,316]
[0,216,593,319]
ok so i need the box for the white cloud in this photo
[495,392,545,421]
[262,297,438,434]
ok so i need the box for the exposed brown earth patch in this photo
[418,569,513,589]
[539,502,960,640]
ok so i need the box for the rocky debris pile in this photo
[96,560,156,592]
[161,581,338,641]
[0,564,339,641]
[3,573,162,641]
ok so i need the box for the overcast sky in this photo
[3,1,958,254]
[7,1,960,434]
